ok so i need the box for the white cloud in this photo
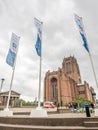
[0,0,98,101]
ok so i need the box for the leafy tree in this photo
[72,98,91,107]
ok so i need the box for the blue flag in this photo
[6,33,20,67]
[34,18,42,56]
[74,14,89,52]
[35,33,41,56]
[6,49,16,67]
[80,33,89,52]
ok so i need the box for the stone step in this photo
[84,121,98,127]
[13,111,57,115]
[0,117,84,126]
[0,123,98,130]
[1,117,98,127]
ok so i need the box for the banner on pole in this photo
[74,14,89,52]
[34,18,42,56]
[6,33,20,67]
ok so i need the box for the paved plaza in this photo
[0,107,97,130]
[9,107,95,118]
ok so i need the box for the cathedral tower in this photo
[62,56,81,83]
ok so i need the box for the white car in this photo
[43,101,56,108]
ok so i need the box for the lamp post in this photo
[0,78,5,93]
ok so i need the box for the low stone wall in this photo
[57,108,71,113]
[0,117,98,126]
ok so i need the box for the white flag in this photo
[74,14,89,52]
[6,33,20,67]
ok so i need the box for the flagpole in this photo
[5,66,15,111]
[74,14,98,93]
[37,21,43,109]
[0,78,5,93]
[84,23,98,92]
[5,35,20,111]
[88,51,98,91]
[30,19,47,117]
[37,56,42,108]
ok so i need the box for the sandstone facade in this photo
[44,56,95,106]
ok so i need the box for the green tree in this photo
[73,98,91,107]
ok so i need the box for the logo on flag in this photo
[74,14,89,52]
[6,33,20,67]
[34,18,42,33]
[34,18,42,56]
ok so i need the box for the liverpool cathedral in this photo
[44,56,95,106]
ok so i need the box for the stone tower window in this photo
[51,78,58,101]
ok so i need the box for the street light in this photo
[0,78,5,93]
[92,92,96,103]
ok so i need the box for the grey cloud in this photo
[0,0,98,101]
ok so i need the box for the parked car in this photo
[43,101,56,108]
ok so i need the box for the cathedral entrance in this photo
[51,77,58,104]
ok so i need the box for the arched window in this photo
[51,78,58,101]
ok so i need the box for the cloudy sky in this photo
[0,0,98,101]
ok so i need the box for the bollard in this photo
[85,104,91,117]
